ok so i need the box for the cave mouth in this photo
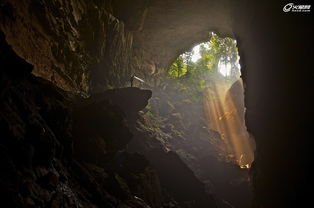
[166,33,255,168]
[140,33,256,207]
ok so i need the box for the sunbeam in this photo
[204,79,255,168]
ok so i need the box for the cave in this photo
[0,0,311,208]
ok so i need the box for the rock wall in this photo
[231,1,312,207]
[0,33,163,207]
[0,0,138,93]
[0,0,233,92]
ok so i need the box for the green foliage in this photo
[205,33,239,74]
[166,33,240,102]
[168,33,239,78]
[145,104,152,111]
[168,56,188,78]
[105,84,114,90]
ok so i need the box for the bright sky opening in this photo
[191,45,201,62]
[191,43,240,77]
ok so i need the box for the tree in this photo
[166,33,240,99]
[196,33,239,76]
[168,33,240,78]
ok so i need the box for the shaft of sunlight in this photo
[203,79,255,168]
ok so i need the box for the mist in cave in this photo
[129,34,256,208]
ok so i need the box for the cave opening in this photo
[165,32,255,168]
[139,33,255,207]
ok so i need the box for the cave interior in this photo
[0,0,312,208]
